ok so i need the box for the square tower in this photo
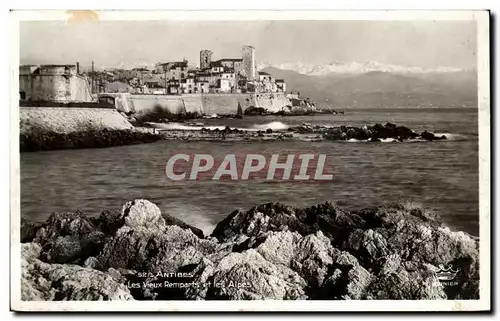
[200,50,213,70]
[242,45,255,81]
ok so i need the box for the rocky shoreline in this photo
[19,128,162,152]
[21,199,478,301]
[19,121,448,152]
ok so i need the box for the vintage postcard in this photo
[10,10,490,312]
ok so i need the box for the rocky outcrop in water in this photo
[293,122,447,142]
[21,199,478,301]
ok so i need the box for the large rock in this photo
[205,250,307,300]
[211,202,364,245]
[96,223,216,300]
[211,201,479,300]
[29,211,107,265]
[121,199,204,238]
[20,218,42,243]
[21,243,133,301]
[20,199,479,301]
[121,199,165,230]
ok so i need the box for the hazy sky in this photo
[20,20,477,70]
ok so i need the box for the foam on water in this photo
[251,121,289,131]
[149,121,291,132]
[165,202,217,236]
[433,133,469,141]
[148,122,226,131]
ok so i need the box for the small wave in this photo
[346,138,397,143]
[165,203,216,236]
[433,133,469,141]
[147,122,226,131]
[251,121,289,131]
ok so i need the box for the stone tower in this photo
[200,50,213,70]
[242,45,255,81]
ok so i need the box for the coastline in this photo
[20,128,161,152]
[20,199,479,301]
[20,120,448,152]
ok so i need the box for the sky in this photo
[19,20,477,70]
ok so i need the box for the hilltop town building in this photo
[21,45,286,98]
[154,61,188,80]
[212,58,244,75]
[276,79,286,92]
[131,67,152,79]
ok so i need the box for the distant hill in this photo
[260,66,477,108]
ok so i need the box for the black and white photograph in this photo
[9,10,490,312]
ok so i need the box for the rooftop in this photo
[214,58,243,62]
[157,61,188,69]
[210,61,224,67]
[196,72,212,77]
[39,64,76,68]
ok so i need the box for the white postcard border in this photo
[9,9,491,312]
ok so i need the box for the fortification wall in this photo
[100,93,135,114]
[70,76,93,102]
[106,92,292,116]
[200,93,254,115]
[20,75,68,102]
[255,92,291,113]
[128,94,185,116]
[181,95,204,114]
[20,75,93,102]
[19,107,133,135]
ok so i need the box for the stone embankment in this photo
[20,107,134,134]
[21,199,478,301]
[19,106,161,152]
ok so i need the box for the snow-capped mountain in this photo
[257,61,464,76]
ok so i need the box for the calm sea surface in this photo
[20,108,479,235]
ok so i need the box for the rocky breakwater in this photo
[293,122,447,142]
[159,125,294,142]
[21,199,478,301]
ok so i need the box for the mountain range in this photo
[258,62,477,108]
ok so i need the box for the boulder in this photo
[244,106,268,116]
[121,199,166,230]
[20,218,42,243]
[211,202,365,246]
[28,211,107,265]
[421,131,447,141]
[205,250,307,300]
[33,211,95,245]
[395,126,418,140]
[323,127,345,140]
[120,199,204,238]
[98,225,216,272]
[21,243,133,301]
